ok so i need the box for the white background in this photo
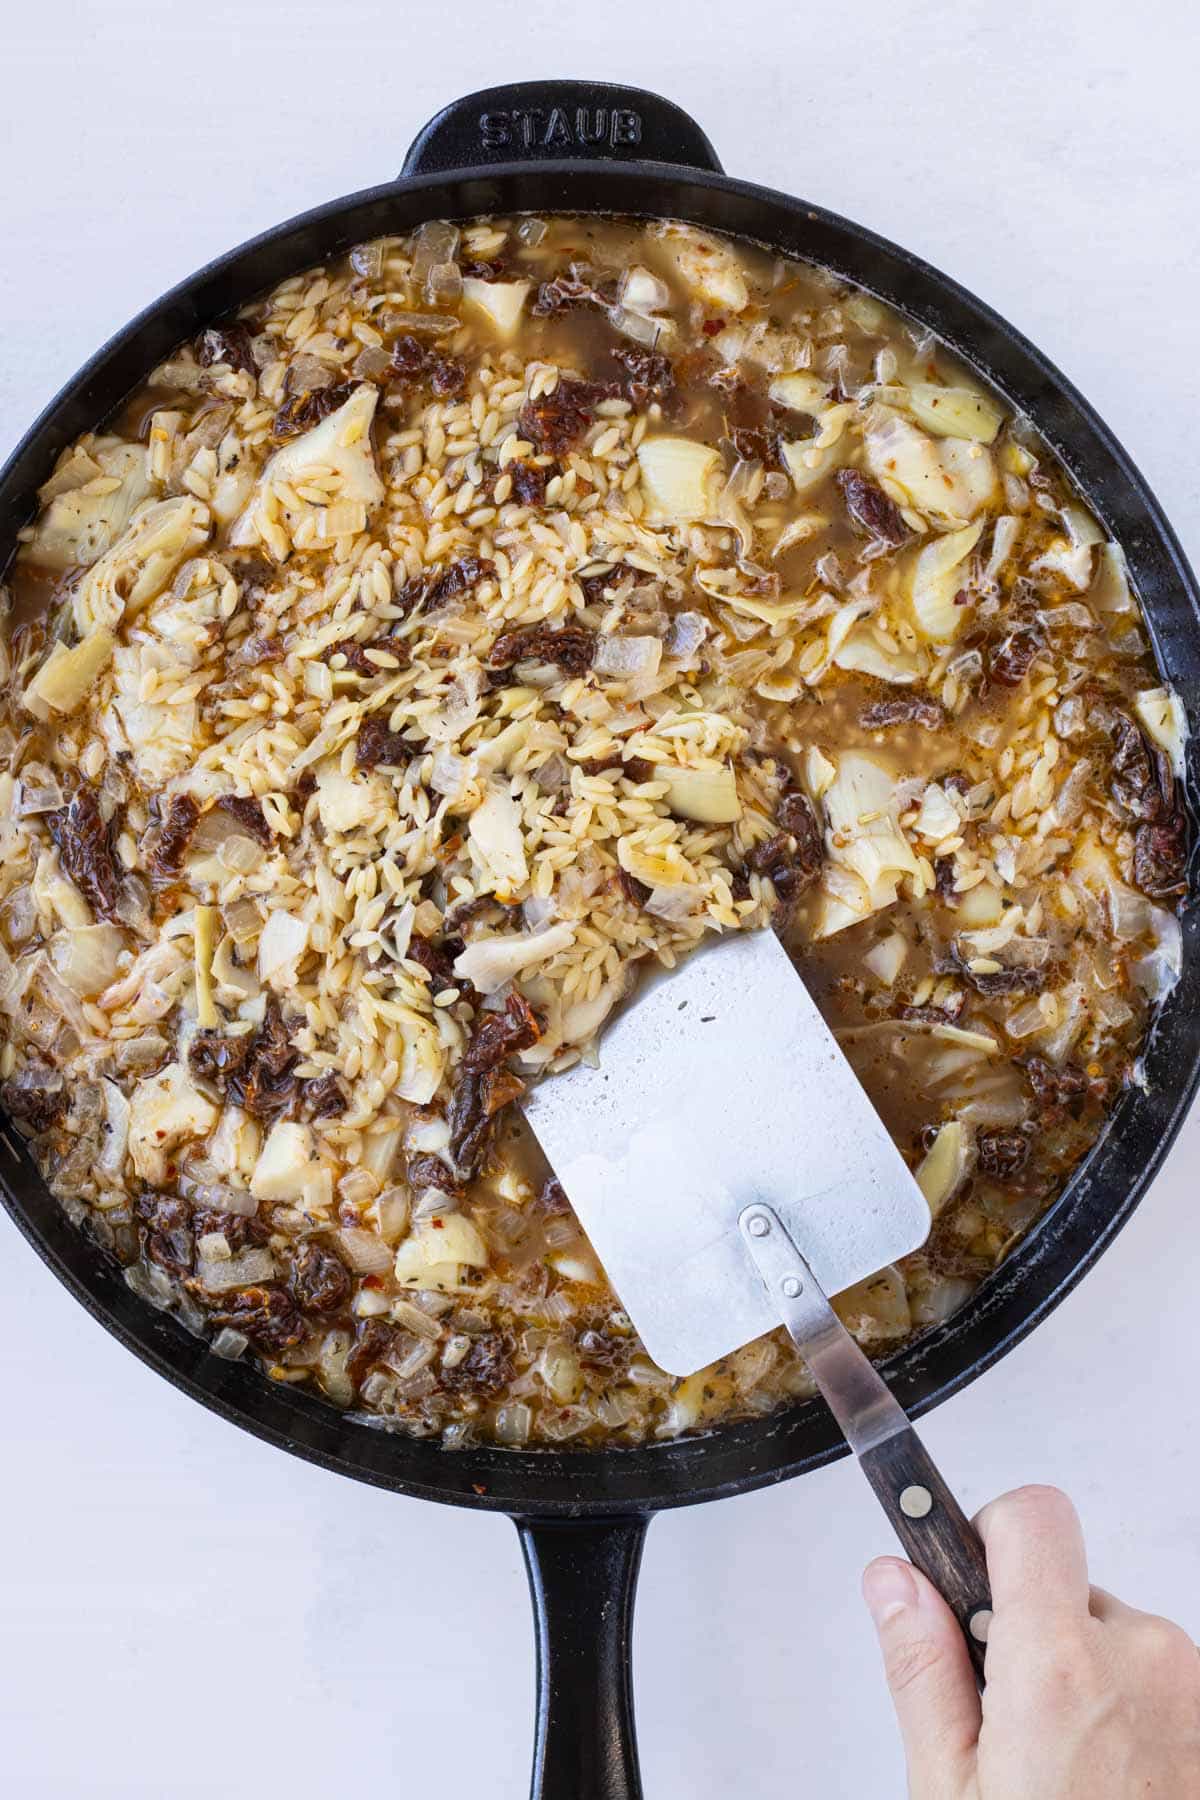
[2,2,1199,1794]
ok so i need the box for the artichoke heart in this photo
[462,278,531,338]
[906,521,984,643]
[637,436,721,522]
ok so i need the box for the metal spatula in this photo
[523,928,993,1678]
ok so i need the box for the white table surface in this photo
[2,3,1198,1794]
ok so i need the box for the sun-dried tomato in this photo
[729,425,781,468]
[289,1240,351,1315]
[322,635,410,677]
[1,1065,66,1134]
[238,633,283,666]
[396,556,497,617]
[612,345,675,408]
[215,793,274,848]
[406,934,457,986]
[577,1327,632,1375]
[271,379,356,439]
[135,1194,194,1278]
[934,857,957,900]
[487,622,596,675]
[439,1331,514,1396]
[196,324,258,379]
[386,335,465,397]
[406,1153,464,1197]
[898,1003,963,1026]
[354,715,409,771]
[837,469,909,546]
[460,257,509,281]
[861,697,946,730]
[346,1317,396,1386]
[47,786,122,922]
[519,378,616,454]
[1023,1055,1097,1119]
[958,960,1044,997]
[189,1000,305,1123]
[1108,713,1161,819]
[504,458,558,506]
[745,789,823,908]
[462,993,541,1074]
[448,995,541,1179]
[192,1206,268,1253]
[537,1177,570,1216]
[304,1072,348,1120]
[209,1285,307,1352]
[988,623,1043,687]
[140,793,200,886]
[532,268,616,316]
[1133,816,1189,899]
[617,866,650,908]
[977,1130,1032,1181]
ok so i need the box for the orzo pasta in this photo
[0,214,1187,1446]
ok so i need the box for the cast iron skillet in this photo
[1,79,1198,1800]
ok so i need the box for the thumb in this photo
[862,1557,981,1800]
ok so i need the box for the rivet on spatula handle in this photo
[738,1203,992,1685]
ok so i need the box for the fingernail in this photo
[863,1558,918,1625]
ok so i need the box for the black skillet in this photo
[1,80,1198,1800]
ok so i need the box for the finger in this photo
[974,1484,1090,1620]
[863,1556,981,1797]
[1089,1583,1137,1623]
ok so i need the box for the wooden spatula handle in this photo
[858,1425,992,1684]
[738,1203,992,1685]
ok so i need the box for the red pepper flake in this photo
[702,318,725,337]
[431,1217,445,1230]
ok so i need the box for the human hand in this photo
[862,1484,1200,1798]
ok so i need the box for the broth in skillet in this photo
[0,215,1186,1444]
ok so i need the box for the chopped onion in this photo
[334,1226,395,1274]
[194,1247,276,1292]
[665,611,708,664]
[49,923,126,996]
[426,262,463,307]
[223,897,262,946]
[619,265,670,312]
[211,1327,249,1360]
[17,766,64,815]
[376,1187,411,1245]
[350,241,384,280]
[493,1402,532,1446]
[608,305,661,347]
[592,634,662,679]
[411,220,460,293]
[429,748,468,798]
[378,309,458,336]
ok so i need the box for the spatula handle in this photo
[858,1426,992,1683]
[738,1204,992,1685]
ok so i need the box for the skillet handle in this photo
[516,1514,649,1800]
[402,82,723,177]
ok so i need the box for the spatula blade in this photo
[522,929,930,1377]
